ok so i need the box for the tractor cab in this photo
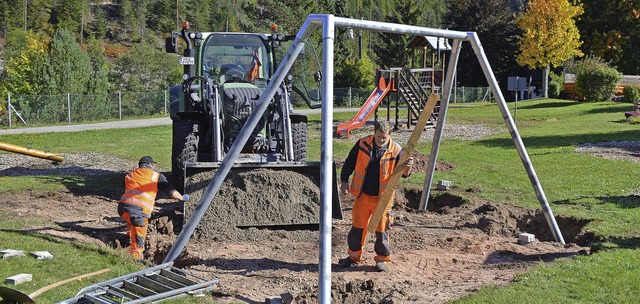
[200,33,272,88]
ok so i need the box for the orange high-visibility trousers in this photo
[120,212,148,260]
[346,193,394,263]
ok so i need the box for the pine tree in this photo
[45,28,92,94]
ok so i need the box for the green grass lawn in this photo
[1,98,640,303]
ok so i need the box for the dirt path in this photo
[0,150,593,303]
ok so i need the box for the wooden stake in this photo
[366,93,440,232]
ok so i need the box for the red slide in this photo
[336,77,391,138]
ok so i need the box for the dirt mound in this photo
[184,167,326,242]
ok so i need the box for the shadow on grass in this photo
[516,101,581,110]
[583,103,635,115]
[606,237,640,249]
[554,195,640,210]
[473,129,640,149]
[483,249,587,265]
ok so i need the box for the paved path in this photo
[0,108,360,135]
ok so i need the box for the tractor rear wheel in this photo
[172,119,199,193]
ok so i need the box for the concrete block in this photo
[30,251,54,260]
[1,249,25,259]
[518,233,535,245]
[5,273,32,285]
[437,180,452,190]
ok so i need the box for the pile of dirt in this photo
[184,167,325,242]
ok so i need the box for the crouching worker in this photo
[118,156,188,260]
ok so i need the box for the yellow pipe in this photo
[0,142,64,162]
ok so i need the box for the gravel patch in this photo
[343,123,504,146]
[575,141,640,163]
[0,152,135,176]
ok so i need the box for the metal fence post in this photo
[8,93,11,127]
[348,87,352,107]
[462,86,465,103]
[119,91,122,120]
[164,89,167,115]
[67,93,71,124]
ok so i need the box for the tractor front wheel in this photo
[172,119,199,193]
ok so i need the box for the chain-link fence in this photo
[452,86,493,103]
[2,86,493,127]
[4,91,167,127]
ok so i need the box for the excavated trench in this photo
[398,189,597,246]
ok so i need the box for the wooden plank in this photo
[366,93,440,232]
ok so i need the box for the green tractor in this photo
[165,23,341,229]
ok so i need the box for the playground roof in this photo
[406,36,452,51]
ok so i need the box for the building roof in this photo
[406,36,452,51]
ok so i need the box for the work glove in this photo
[182,194,190,202]
[340,182,349,195]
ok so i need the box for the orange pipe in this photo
[0,142,64,162]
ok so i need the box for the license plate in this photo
[179,56,195,65]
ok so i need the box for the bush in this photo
[575,56,621,101]
[548,71,564,98]
[624,85,640,103]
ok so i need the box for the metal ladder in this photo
[56,262,218,304]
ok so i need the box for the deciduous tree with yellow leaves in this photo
[516,0,583,98]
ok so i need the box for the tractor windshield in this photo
[201,34,270,87]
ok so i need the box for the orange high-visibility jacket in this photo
[349,135,402,197]
[119,168,160,217]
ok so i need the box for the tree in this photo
[51,0,84,36]
[0,30,50,95]
[109,41,182,92]
[45,28,92,94]
[149,0,178,33]
[443,0,522,91]
[516,0,583,98]
[577,0,640,75]
[92,0,107,39]
[85,37,110,95]
[373,0,428,69]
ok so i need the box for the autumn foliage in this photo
[516,0,584,69]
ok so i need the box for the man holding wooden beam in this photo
[338,120,413,272]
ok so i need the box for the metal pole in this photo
[318,15,335,304]
[67,93,71,124]
[419,39,462,210]
[514,77,519,124]
[118,91,122,120]
[163,19,314,263]
[164,89,167,115]
[468,33,564,244]
[8,93,11,127]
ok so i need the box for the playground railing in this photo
[334,86,494,107]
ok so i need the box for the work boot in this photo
[338,257,357,268]
[375,261,388,272]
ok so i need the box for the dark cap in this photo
[138,156,156,166]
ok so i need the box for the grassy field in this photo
[1,98,640,302]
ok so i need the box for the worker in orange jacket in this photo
[338,121,413,272]
[118,156,188,260]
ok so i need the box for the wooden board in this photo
[366,93,440,232]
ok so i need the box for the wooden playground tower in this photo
[372,35,453,132]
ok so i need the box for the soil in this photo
[2,132,629,303]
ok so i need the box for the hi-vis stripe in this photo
[120,194,154,211]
